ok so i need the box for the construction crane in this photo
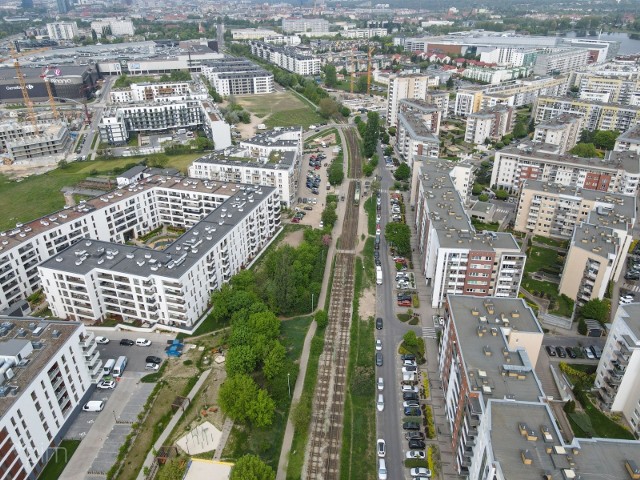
[9,43,39,134]
[366,45,374,95]
[350,47,357,94]
[40,66,60,120]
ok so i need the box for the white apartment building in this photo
[342,28,387,39]
[425,90,450,118]
[386,73,440,126]
[90,17,135,37]
[532,48,590,76]
[479,46,538,67]
[98,99,231,150]
[614,125,640,152]
[533,96,640,133]
[595,303,640,435]
[46,22,78,41]
[39,182,280,328]
[200,59,274,96]
[231,28,279,40]
[491,143,640,195]
[282,18,329,34]
[533,114,583,154]
[396,112,439,169]
[0,319,101,479]
[461,65,531,85]
[108,82,206,104]
[415,163,526,308]
[464,105,514,145]
[250,41,320,76]
[189,127,302,207]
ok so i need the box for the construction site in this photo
[0,46,98,166]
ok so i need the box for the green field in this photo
[524,246,562,274]
[39,440,80,480]
[0,153,203,231]
[236,91,324,128]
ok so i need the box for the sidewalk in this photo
[275,126,351,480]
[136,369,212,480]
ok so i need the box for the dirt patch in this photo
[360,287,376,319]
[281,228,305,248]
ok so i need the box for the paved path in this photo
[135,369,212,480]
[275,125,351,480]
[212,417,235,460]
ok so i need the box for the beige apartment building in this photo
[533,113,583,154]
[387,73,440,126]
[464,105,514,145]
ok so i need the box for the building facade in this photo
[533,114,583,154]
[46,22,78,41]
[90,18,135,37]
[386,74,440,126]
[0,319,101,479]
[108,82,206,104]
[614,125,640,152]
[281,18,329,34]
[200,59,274,96]
[249,41,320,76]
[464,105,514,145]
[532,48,590,76]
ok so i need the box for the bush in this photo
[315,309,328,329]
[404,459,429,468]
[578,317,588,336]
[423,377,430,399]
[412,294,420,308]
[424,405,435,438]
[564,400,576,414]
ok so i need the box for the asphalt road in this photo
[375,145,422,480]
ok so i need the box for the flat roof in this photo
[194,149,296,170]
[448,295,544,404]
[0,318,82,417]
[616,124,640,144]
[618,304,640,341]
[183,459,233,480]
[398,111,439,143]
[571,222,618,257]
[39,184,275,279]
[536,113,582,130]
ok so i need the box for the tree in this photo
[340,106,350,117]
[394,163,411,181]
[355,75,368,93]
[363,112,380,158]
[564,400,576,414]
[384,145,394,156]
[580,298,610,323]
[219,374,259,423]
[321,203,338,228]
[593,130,619,150]
[158,459,187,480]
[446,77,455,89]
[385,223,411,257]
[58,159,69,169]
[513,121,528,138]
[478,194,489,202]
[230,455,275,480]
[494,189,508,200]
[226,345,258,376]
[328,160,344,185]
[193,136,214,151]
[249,388,276,427]
[263,340,286,380]
[315,309,328,329]
[569,143,597,158]
[403,330,419,348]
[324,64,337,88]
[319,97,339,119]
[578,317,588,336]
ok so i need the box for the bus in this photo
[112,356,128,378]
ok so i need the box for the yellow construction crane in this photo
[40,67,60,120]
[366,45,374,95]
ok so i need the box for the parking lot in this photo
[92,330,175,374]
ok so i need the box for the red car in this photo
[291,217,300,223]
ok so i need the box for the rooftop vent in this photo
[521,449,533,465]
[52,330,60,339]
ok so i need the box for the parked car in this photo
[376,317,383,330]
[402,385,419,393]
[545,345,556,357]
[145,363,159,371]
[584,347,595,359]
[410,467,432,477]
[135,338,151,347]
[97,379,116,389]
[406,450,426,459]
[403,392,419,401]
[404,407,421,417]
[556,346,566,358]
[403,422,421,430]
[377,394,385,412]
[403,359,417,367]
[401,354,416,361]
[377,377,384,391]
[377,439,386,458]
[403,400,420,408]
[120,339,134,346]
[402,366,417,374]
[376,339,382,351]
[146,356,162,364]
[95,336,109,344]
[376,352,383,366]
[408,439,426,449]
[566,347,577,359]
[405,431,426,440]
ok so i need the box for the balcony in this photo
[79,332,95,349]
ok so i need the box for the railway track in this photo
[344,127,362,178]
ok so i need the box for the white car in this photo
[402,385,419,393]
[403,359,417,367]
[319,221,324,228]
[621,294,635,301]
[406,450,426,459]
[620,297,632,305]
[402,366,418,374]
[95,336,110,344]
[403,400,420,408]
[584,347,595,359]
[145,363,159,371]
[377,439,386,458]
[135,338,151,347]
[376,339,382,351]
[377,377,384,391]
[97,379,116,389]
[410,467,432,477]
[377,394,384,412]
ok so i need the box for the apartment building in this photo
[398,98,442,133]
[46,22,78,41]
[464,105,514,145]
[425,90,450,118]
[188,127,303,206]
[98,100,231,150]
[396,112,439,168]
[415,163,526,308]
[454,77,568,116]
[0,123,71,164]
[90,17,134,37]
[479,46,538,67]
[386,73,440,126]
[108,82,206,104]
[39,182,280,328]
[249,41,320,76]
[532,48,590,76]
[559,223,621,306]
[281,18,329,34]
[491,143,640,195]
[595,303,640,435]
[532,114,583,154]
[461,65,531,85]
[439,294,640,480]
[263,35,302,47]
[0,319,101,480]
[570,71,640,105]
[342,28,387,39]
[533,96,640,132]
[230,28,279,40]
[614,125,640,152]
[200,58,274,96]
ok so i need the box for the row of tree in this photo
[355,112,381,158]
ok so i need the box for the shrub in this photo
[423,377,430,399]
[424,405,435,438]
[315,309,328,329]
[404,459,429,468]
[564,400,576,414]
[412,294,420,308]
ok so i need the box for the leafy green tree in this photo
[394,163,411,181]
[230,455,275,480]
[580,298,610,323]
[321,203,338,228]
[569,143,597,158]
[579,129,595,144]
[219,374,259,423]
[478,194,489,202]
[315,309,328,328]
[388,126,396,136]
[248,311,281,339]
[355,75,368,93]
[446,77,455,89]
[328,160,344,185]
[363,112,380,158]
[263,340,286,380]
[578,317,588,335]
[249,388,277,427]
[513,122,528,138]
[324,64,337,88]
[593,130,619,150]
[193,136,214,151]
[319,97,339,118]
[494,189,508,200]
[384,145,394,156]
[158,459,187,480]
[385,223,411,257]
[340,106,350,117]
[403,330,419,348]
[225,345,257,376]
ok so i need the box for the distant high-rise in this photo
[56,0,69,14]
[21,0,33,9]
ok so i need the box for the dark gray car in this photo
[376,352,383,366]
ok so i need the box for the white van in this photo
[378,458,387,480]
[112,356,128,377]
[102,359,115,376]
[82,400,105,412]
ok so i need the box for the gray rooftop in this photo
[40,184,275,279]
[571,222,618,258]
[398,98,440,114]
[616,124,640,144]
[618,304,640,341]
[468,104,512,119]
[448,295,544,404]
[420,162,520,251]
[193,149,297,171]
[398,112,439,143]
[535,113,582,130]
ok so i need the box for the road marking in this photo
[422,326,437,339]
[623,283,640,293]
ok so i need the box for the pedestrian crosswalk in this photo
[422,326,437,339]
[495,208,510,214]
[623,283,640,293]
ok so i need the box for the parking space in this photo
[91,330,175,373]
[89,424,132,474]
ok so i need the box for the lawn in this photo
[222,316,312,471]
[471,219,500,232]
[0,153,203,231]
[235,91,324,128]
[524,246,562,275]
[39,439,80,480]
[533,235,569,249]
[364,197,376,236]
[361,236,375,289]
[568,396,634,440]
[521,277,559,298]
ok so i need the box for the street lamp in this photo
[287,373,291,398]
[311,293,314,313]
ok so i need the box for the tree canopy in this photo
[569,143,598,158]
[230,455,275,480]
[385,223,411,257]
[394,163,411,181]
